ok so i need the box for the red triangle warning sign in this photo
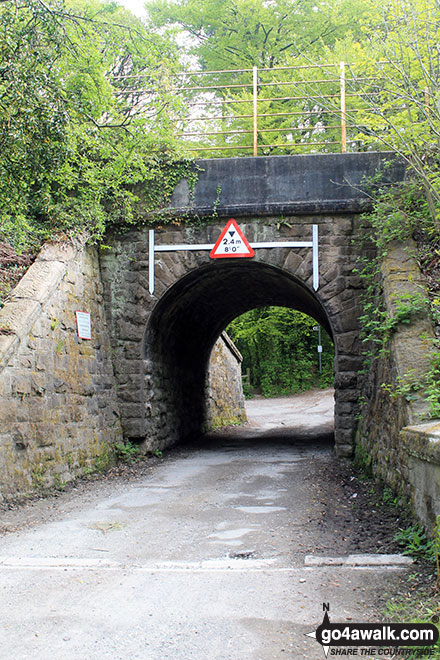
[209,219,255,259]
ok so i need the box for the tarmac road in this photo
[0,389,411,660]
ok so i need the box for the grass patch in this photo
[382,579,440,659]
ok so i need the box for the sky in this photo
[116,0,197,67]
[118,0,148,18]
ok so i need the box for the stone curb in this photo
[304,554,413,567]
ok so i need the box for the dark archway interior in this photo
[145,260,334,442]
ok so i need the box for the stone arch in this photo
[143,258,355,455]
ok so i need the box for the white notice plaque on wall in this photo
[75,311,92,340]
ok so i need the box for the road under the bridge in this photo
[0,390,412,660]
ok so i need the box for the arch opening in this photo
[226,306,334,400]
[143,260,337,450]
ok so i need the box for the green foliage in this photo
[227,306,334,398]
[314,1,440,224]
[0,0,189,253]
[354,441,373,478]
[363,177,435,251]
[114,440,139,464]
[424,352,440,419]
[94,451,111,473]
[384,592,440,660]
[146,0,440,180]
[350,0,440,225]
[241,378,254,400]
[146,0,375,156]
[382,486,399,507]
[377,351,440,418]
[394,514,440,595]
[381,370,423,402]
[359,288,430,367]
[355,174,438,418]
[356,183,440,412]
[395,525,436,563]
[359,171,440,418]
[146,0,371,70]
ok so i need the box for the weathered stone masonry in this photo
[207,332,247,429]
[356,241,440,529]
[98,152,440,530]
[3,151,439,533]
[0,240,244,501]
[0,241,123,501]
[99,152,406,457]
[100,213,367,455]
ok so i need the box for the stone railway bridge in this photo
[100,153,404,457]
[3,150,440,528]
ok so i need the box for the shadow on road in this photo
[189,427,334,451]
[188,388,335,451]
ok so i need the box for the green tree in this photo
[227,307,334,397]
[146,0,440,178]
[348,0,440,226]
[297,0,440,225]
[146,0,373,156]
[0,0,185,252]
[146,0,372,70]
[346,2,440,429]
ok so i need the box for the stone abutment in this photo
[4,152,438,533]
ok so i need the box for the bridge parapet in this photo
[168,153,405,218]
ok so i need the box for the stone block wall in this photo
[401,422,440,528]
[207,332,247,429]
[98,232,151,442]
[355,240,440,531]
[0,241,123,501]
[0,238,249,501]
[100,214,366,456]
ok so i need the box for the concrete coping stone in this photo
[0,239,79,375]
[0,299,41,336]
[0,333,20,372]
[38,241,78,263]
[401,421,440,464]
[304,554,413,567]
[8,260,67,305]
[219,331,243,364]
[165,152,405,218]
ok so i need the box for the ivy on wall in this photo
[355,174,440,418]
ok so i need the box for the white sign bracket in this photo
[148,225,319,294]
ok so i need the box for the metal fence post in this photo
[340,61,347,153]
[312,224,319,291]
[149,229,155,295]
[253,66,258,156]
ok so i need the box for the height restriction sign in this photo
[209,219,255,259]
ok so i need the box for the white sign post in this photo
[148,220,319,294]
[313,325,323,373]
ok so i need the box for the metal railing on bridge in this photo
[172,61,395,157]
[114,60,430,158]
